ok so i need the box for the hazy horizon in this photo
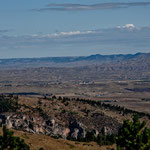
[0,52,148,59]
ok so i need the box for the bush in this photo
[0,126,30,150]
[85,131,96,142]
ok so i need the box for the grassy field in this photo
[0,127,116,150]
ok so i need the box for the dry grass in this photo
[0,127,116,150]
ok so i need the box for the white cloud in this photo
[50,30,93,37]
[117,24,135,29]
[124,24,135,28]
[30,30,94,38]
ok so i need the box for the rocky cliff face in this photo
[0,113,118,140]
[0,113,88,140]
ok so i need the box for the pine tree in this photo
[116,114,150,150]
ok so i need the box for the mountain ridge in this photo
[0,52,149,69]
[0,52,144,60]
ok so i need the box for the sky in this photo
[0,0,150,58]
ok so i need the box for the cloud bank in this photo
[33,2,150,12]
[0,24,150,57]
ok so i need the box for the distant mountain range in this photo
[0,53,150,81]
[0,53,150,69]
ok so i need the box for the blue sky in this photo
[0,0,150,58]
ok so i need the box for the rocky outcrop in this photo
[0,113,88,140]
[68,120,86,140]
[0,112,120,140]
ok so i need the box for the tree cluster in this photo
[116,114,150,150]
[0,126,30,150]
[0,95,19,113]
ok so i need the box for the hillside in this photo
[0,94,149,149]
[0,127,116,150]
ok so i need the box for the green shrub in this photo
[0,126,30,150]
